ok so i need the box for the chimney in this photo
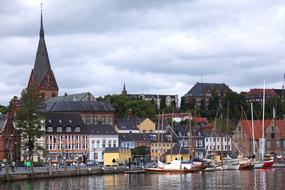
[64,93,68,96]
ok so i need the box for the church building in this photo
[27,11,58,100]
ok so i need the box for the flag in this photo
[273,107,276,119]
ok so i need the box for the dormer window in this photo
[47,127,53,132]
[59,120,62,124]
[86,116,91,124]
[75,127,80,132]
[57,127,62,132]
[66,127,72,132]
[48,120,52,124]
[69,120,72,124]
[102,116,105,124]
[93,116,98,124]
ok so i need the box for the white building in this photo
[88,125,118,163]
[204,131,232,153]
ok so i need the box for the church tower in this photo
[28,8,58,100]
[122,82,127,95]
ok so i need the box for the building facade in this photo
[242,89,277,103]
[182,82,231,109]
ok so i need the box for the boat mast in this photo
[251,102,256,156]
[161,111,164,158]
[260,80,266,160]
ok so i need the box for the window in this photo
[86,116,91,124]
[199,140,203,147]
[75,127,80,132]
[47,127,53,132]
[97,140,100,148]
[108,140,112,147]
[102,140,106,148]
[57,127,62,132]
[217,138,219,142]
[94,116,98,124]
[66,127,72,132]
[110,117,113,125]
[113,141,117,147]
[102,116,105,124]
[206,138,208,142]
[217,145,220,150]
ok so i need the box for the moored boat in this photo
[253,160,274,169]
[145,159,194,174]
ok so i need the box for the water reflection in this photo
[1,169,285,190]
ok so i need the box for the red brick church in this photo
[27,11,58,100]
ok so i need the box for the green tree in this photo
[16,87,44,175]
[207,93,220,118]
[160,96,166,112]
[0,104,8,114]
[223,91,245,121]
[126,100,157,120]
[109,95,131,118]
[265,97,284,119]
[131,146,147,156]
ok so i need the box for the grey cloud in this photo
[1,0,285,105]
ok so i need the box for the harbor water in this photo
[1,168,285,190]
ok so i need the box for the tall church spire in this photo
[40,3,44,37]
[28,5,58,100]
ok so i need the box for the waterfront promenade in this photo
[0,165,141,182]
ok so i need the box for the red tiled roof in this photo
[240,120,272,139]
[274,120,285,138]
[247,89,276,96]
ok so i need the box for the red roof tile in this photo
[247,89,276,96]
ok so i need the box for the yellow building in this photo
[138,118,155,133]
[115,118,156,134]
[150,134,176,161]
[150,142,175,161]
[165,145,190,163]
[103,147,131,166]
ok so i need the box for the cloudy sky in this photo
[1,0,285,105]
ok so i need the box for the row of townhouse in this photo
[0,96,233,165]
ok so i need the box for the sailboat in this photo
[253,81,274,169]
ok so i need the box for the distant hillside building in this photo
[121,84,178,109]
[27,11,58,100]
[182,82,231,109]
[242,88,277,103]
